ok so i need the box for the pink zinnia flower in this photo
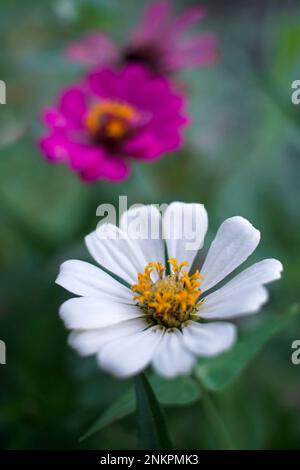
[39,65,188,182]
[65,1,217,74]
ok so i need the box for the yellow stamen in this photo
[105,119,126,138]
[85,100,138,138]
[131,258,203,328]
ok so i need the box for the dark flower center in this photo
[122,44,163,74]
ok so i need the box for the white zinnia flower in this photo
[56,202,283,379]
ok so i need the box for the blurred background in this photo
[0,0,300,449]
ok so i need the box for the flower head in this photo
[56,203,283,379]
[65,1,217,75]
[124,1,218,74]
[39,65,188,182]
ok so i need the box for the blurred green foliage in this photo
[0,0,300,449]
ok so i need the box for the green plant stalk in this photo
[134,373,173,450]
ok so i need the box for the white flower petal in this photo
[120,204,165,269]
[98,325,164,378]
[182,321,236,357]
[152,329,195,378]
[199,258,282,320]
[200,286,268,319]
[68,317,148,356]
[85,225,148,285]
[201,216,260,291]
[56,259,132,302]
[163,202,208,270]
[59,297,141,330]
[218,258,283,288]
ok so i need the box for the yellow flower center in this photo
[85,100,139,139]
[131,258,203,329]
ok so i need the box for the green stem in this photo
[197,378,236,450]
[134,373,173,450]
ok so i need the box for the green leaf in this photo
[80,375,200,442]
[135,373,172,450]
[195,305,300,391]
[79,388,135,442]
[149,375,200,406]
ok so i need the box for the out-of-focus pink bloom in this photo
[125,1,217,73]
[39,65,188,182]
[65,32,118,68]
[65,1,217,74]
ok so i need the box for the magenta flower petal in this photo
[67,144,103,172]
[65,32,118,68]
[59,87,87,126]
[129,74,171,109]
[133,1,172,42]
[88,68,119,99]
[39,134,70,162]
[39,134,101,171]
[123,132,160,160]
[80,156,130,182]
[167,33,218,70]
[42,108,69,128]
[170,6,206,34]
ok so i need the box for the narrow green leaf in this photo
[135,373,172,450]
[79,388,135,442]
[195,304,300,391]
[80,375,200,442]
